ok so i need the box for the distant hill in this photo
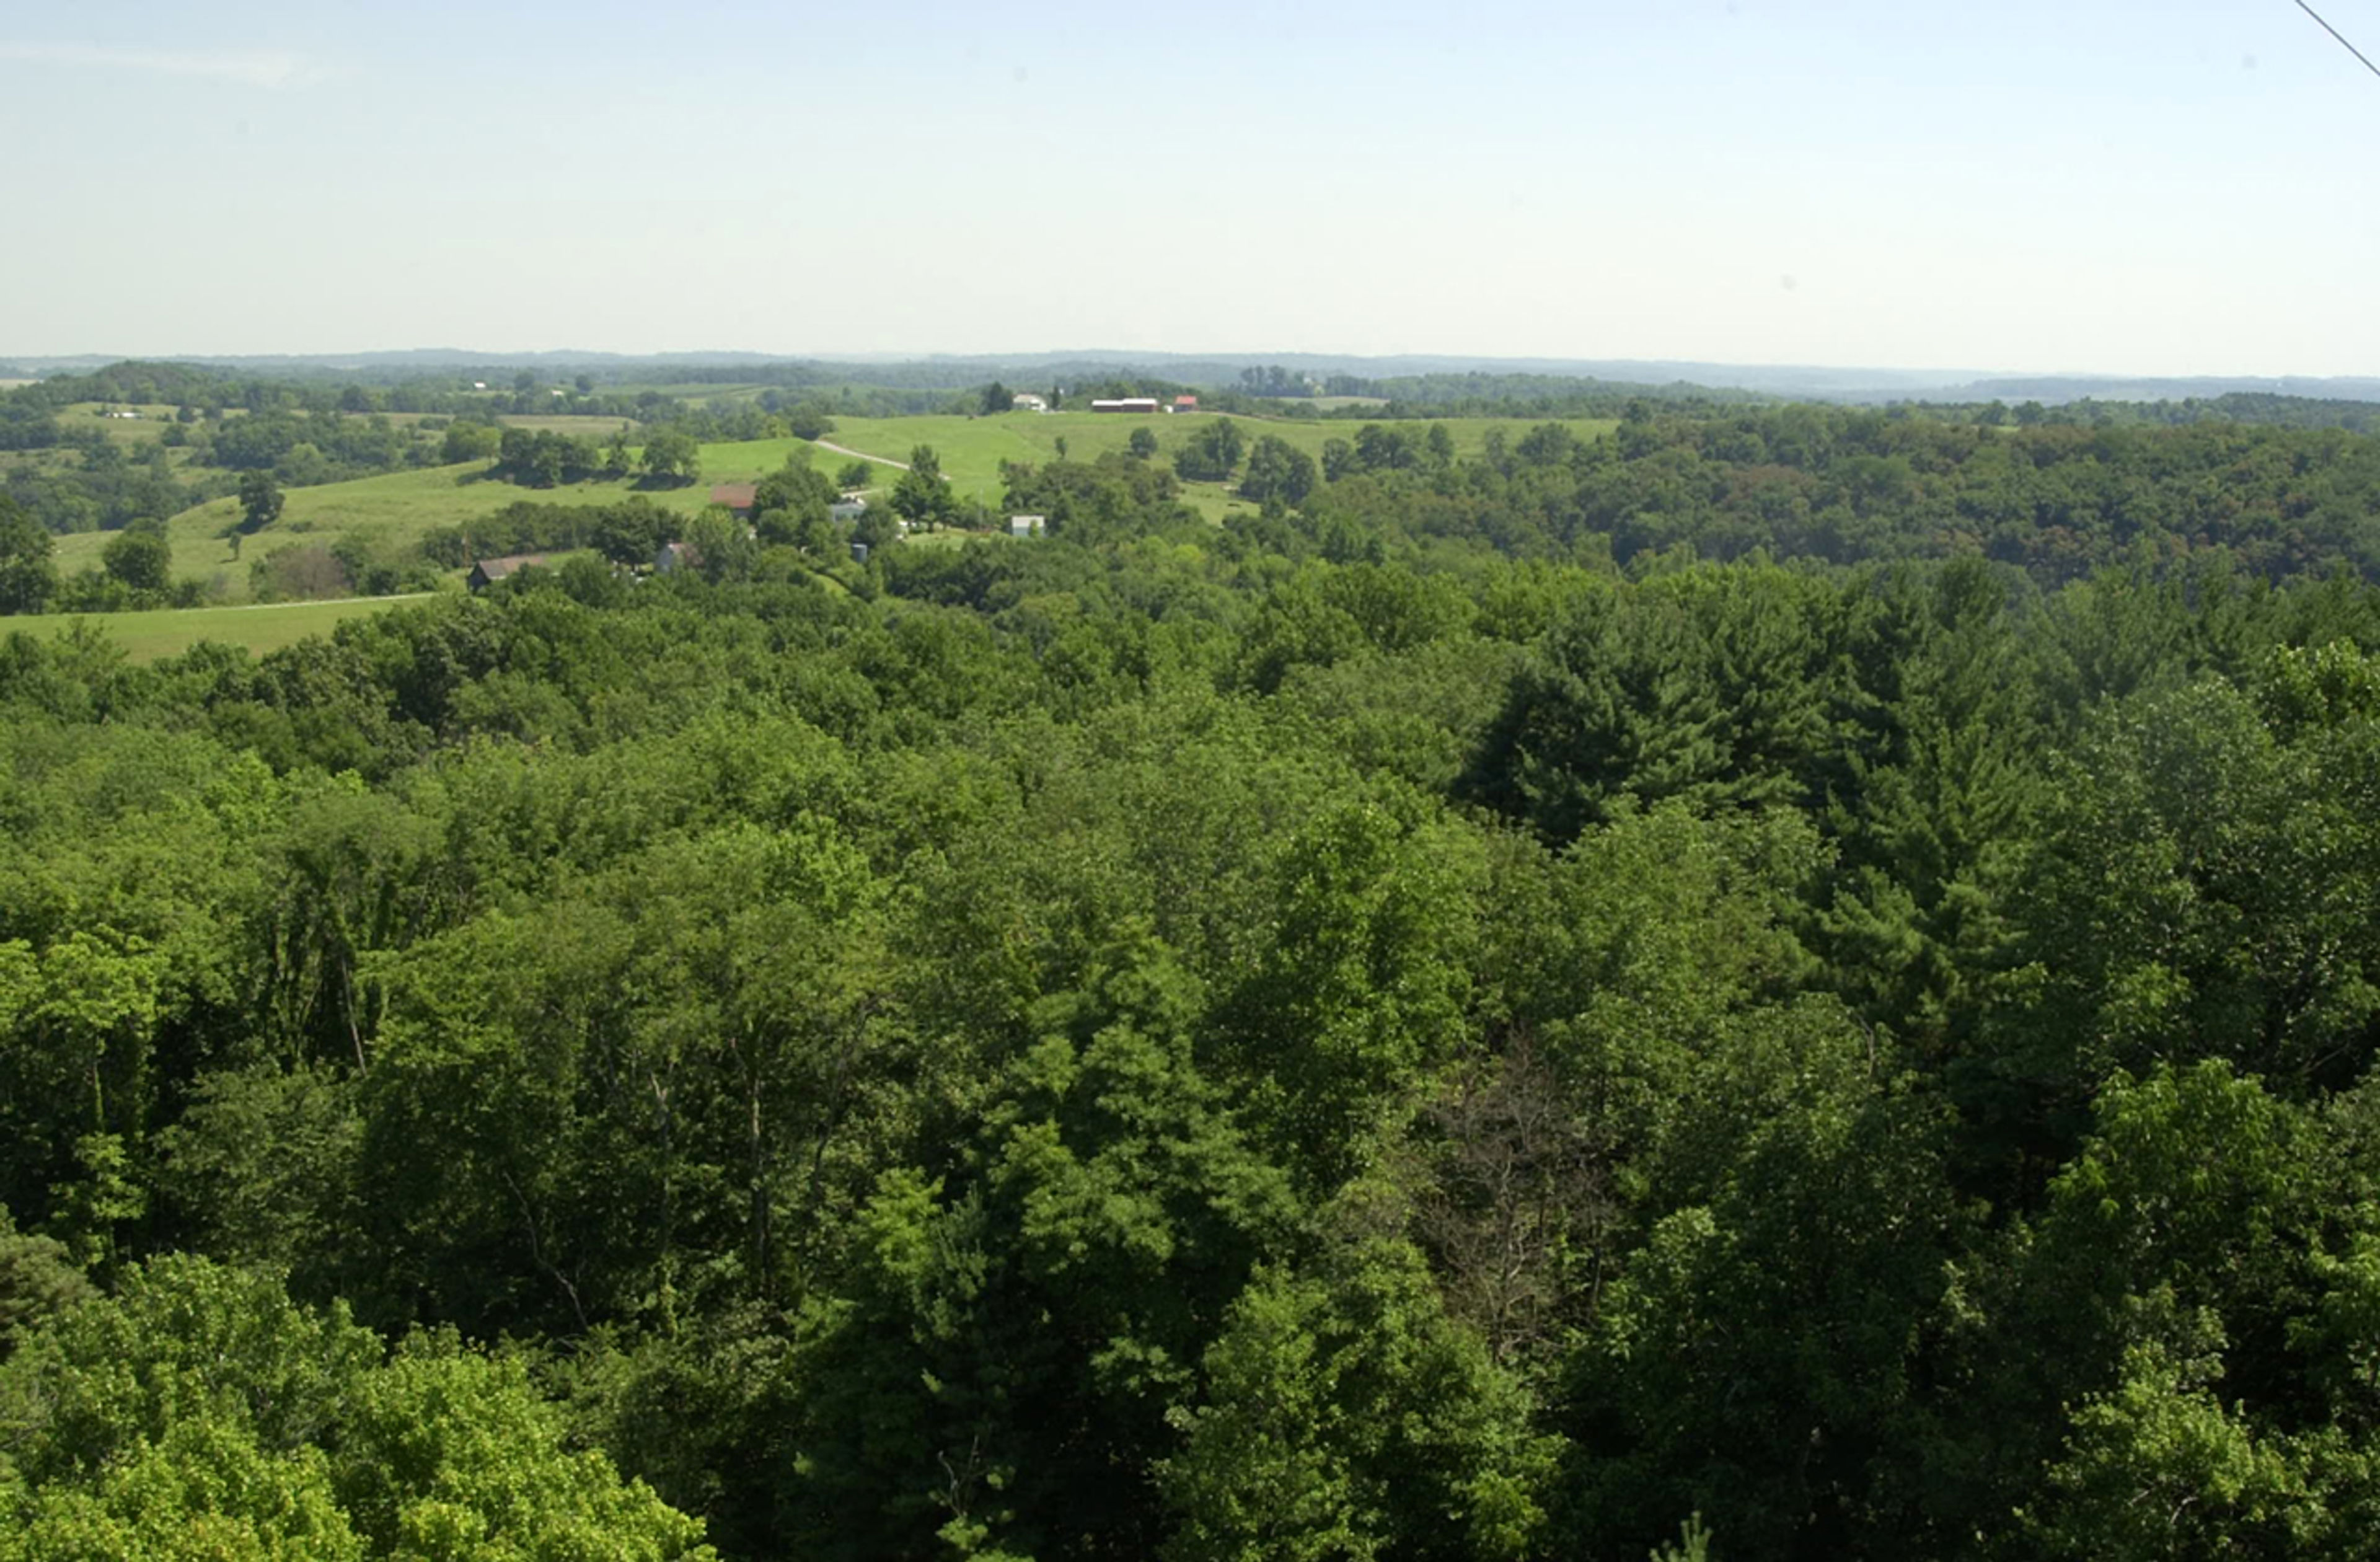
[5,348,2378,407]
[1957,374,2380,405]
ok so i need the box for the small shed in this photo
[1010,514,1045,539]
[829,497,867,523]
[467,552,554,591]
[1173,395,1198,413]
[708,482,759,515]
[654,541,704,575]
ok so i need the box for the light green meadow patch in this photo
[58,462,720,602]
[497,414,638,436]
[809,412,1618,508]
[2,594,434,663]
[60,402,182,446]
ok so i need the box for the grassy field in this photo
[38,411,1616,597]
[496,413,637,435]
[2,595,432,662]
[815,410,1619,524]
[58,402,187,446]
[47,438,853,601]
[606,381,783,402]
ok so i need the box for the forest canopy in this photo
[4,395,2380,1558]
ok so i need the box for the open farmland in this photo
[496,413,638,436]
[2,594,431,662]
[30,414,1615,602]
[49,438,814,601]
[57,402,188,446]
[813,410,1619,521]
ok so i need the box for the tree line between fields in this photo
[3,435,2380,1558]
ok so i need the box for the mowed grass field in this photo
[496,413,637,436]
[816,410,1617,522]
[57,402,187,446]
[4,596,432,663]
[55,439,821,601]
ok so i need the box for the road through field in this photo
[814,439,908,471]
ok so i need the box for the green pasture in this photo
[48,439,831,601]
[60,402,183,446]
[2,594,431,663]
[607,381,781,402]
[35,411,1620,599]
[497,413,637,435]
[811,410,1619,523]
[57,462,674,601]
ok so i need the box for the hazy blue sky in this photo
[5,1,2376,374]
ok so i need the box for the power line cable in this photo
[2293,0,2380,82]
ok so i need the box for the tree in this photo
[0,493,55,614]
[1238,436,1316,507]
[1355,423,1421,471]
[640,429,700,485]
[1163,1239,1553,1562]
[891,445,953,531]
[1128,427,1159,461]
[835,459,873,492]
[593,498,669,566]
[101,522,172,594]
[237,469,283,535]
[0,1257,716,1560]
[681,510,755,583]
[1173,419,1245,482]
[982,382,1015,415]
[439,420,501,465]
[754,457,837,549]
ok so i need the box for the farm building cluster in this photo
[465,481,885,590]
[1089,395,1199,414]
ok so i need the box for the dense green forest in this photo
[6,399,2380,1558]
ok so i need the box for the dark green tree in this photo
[237,469,283,534]
[890,445,953,531]
[1173,419,1245,482]
[1238,436,1318,506]
[439,420,501,465]
[100,522,172,594]
[0,493,56,613]
[639,429,701,485]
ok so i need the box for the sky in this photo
[3,0,2376,376]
